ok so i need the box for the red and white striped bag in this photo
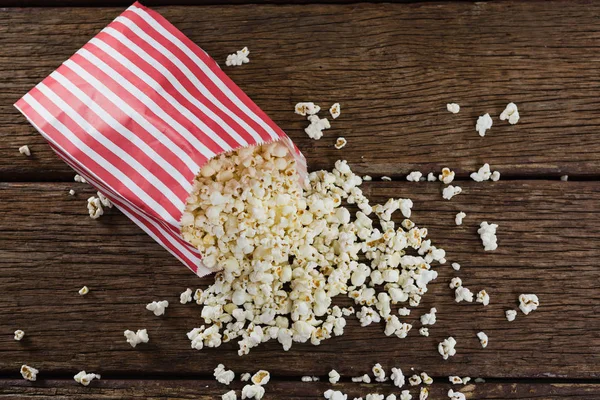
[15,2,307,277]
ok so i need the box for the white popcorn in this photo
[124,329,149,348]
[357,306,381,327]
[390,367,405,388]
[305,115,331,140]
[366,395,383,400]
[222,390,237,400]
[14,330,25,341]
[180,288,193,304]
[352,374,371,383]
[449,277,462,289]
[426,172,437,182]
[295,102,321,116]
[330,103,341,119]
[19,145,31,156]
[241,373,251,382]
[329,369,341,384]
[449,376,464,385]
[69,189,75,195]
[335,137,347,150]
[146,300,169,316]
[213,364,235,385]
[419,327,429,337]
[302,376,320,382]
[251,370,270,386]
[78,286,89,295]
[406,171,423,182]
[325,390,348,400]
[451,262,461,271]
[448,389,466,400]
[476,290,490,306]
[455,286,474,303]
[476,113,493,137]
[438,336,457,360]
[470,163,496,182]
[477,331,488,348]
[491,170,501,181]
[241,384,265,399]
[446,103,460,114]
[499,102,520,125]
[421,372,433,385]
[478,221,498,251]
[381,176,392,181]
[506,309,517,321]
[74,174,87,183]
[442,185,462,200]
[398,307,411,316]
[419,388,429,400]
[519,294,540,315]
[372,363,387,382]
[226,47,250,67]
[20,365,39,381]
[400,390,412,400]
[386,395,397,400]
[74,371,101,386]
[363,175,372,181]
[561,175,569,182]
[455,212,466,226]
[97,191,113,208]
[420,308,437,325]
[408,375,421,386]
[439,168,455,184]
[87,196,104,219]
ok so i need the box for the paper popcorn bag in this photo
[15,2,307,276]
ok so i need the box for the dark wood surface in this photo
[1,1,600,398]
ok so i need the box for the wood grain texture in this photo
[2,380,600,400]
[0,182,598,379]
[2,1,600,180]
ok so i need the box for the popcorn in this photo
[20,365,39,381]
[442,185,462,200]
[329,369,341,383]
[400,391,412,400]
[439,168,455,184]
[97,191,113,208]
[19,145,31,156]
[491,171,501,181]
[363,175,372,181]
[448,389,466,400]
[561,175,569,182]
[251,370,270,386]
[451,263,461,271]
[447,103,460,114]
[398,307,411,316]
[499,102,520,124]
[419,327,429,336]
[372,363,387,382]
[455,212,466,226]
[449,277,462,289]
[477,331,488,348]
[476,290,490,306]
[478,221,498,251]
[455,286,474,303]
[426,172,437,182]
[242,384,265,399]
[146,300,169,316]
[408,375,421,386]
[381,176,392,181]
[14,330,25,341]
[325,390,348,400]
[295,102,321,116]
[222,390,237,400]
[366,395,383,400]
[214,364,235,385]
[470,163,497,182]
[506,309,517,321]
[387,395,397,400]
[225,47,250,67]
[352,374,371,383]
[421,372,433,385]
[438,336,457,359]
[302,376,320,382]
[69,189,75,195]
[124,329,149,347]
[74,371,101,386]
[519,294,540,315]
[357,306,381,327]
[406,171,423,182]
[180,288,193,304]
[390,367,405,388]
[305,115,331,140]
[241,373,251,381]
[87,196,104,219]
[330,103,341,119]
[419,388,429,400]
[420,308,437,325]
[335,137,347,149]
[79,286,89,295]
[476,113,493,137]
[449,376,463,385]
[74,174,87,183]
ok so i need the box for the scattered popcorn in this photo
[442,185,462,200]
[241,384,265,399]
[408,375,421,386]
[400,390,412,400]
[19,145,31,156]
[87,196,104,219]
[335,137,348,150]
[476,290,490,306]
[419,327,429,337]
[449,376,463,385]
[180,288,193,304]
[330,103,341,119]
[226,47,250,67]
[439,168,455,184]
[365,394,383,400]
[448,389,466,400]
[325,390,348,400]
[449,277,463,289]
[74,371,101,386]
[446,103,460,114]
[329,369,341,384]
[478,221,498,251]
[352,374,371,383]
[438,336,457,360]
[462,377,471,384]
[499,102,520,125]
[381,176,392,181]
[387,395,397,400]
[146,300,169,316]
[213,364,236,385]
[477,331,488,348]
[398,307,411,316]
[97,191,113,208]
[373,363,387,382]
[295,102,321,116]
[69,189,75,195]
[476,113,493,137]
[419,387,429,400]
[302,376,320,382]
[124,329,149,348]
[251,370,270,386]
[78,286,89,295]
[305,114,331,140]
[222,390,237,400]
[241,373,251,382]
[561,175,569,181]
[455,212,466,226]
[451,262,461,271]
[420,308,437,325]
[390,367,405,388]
[421,372,433,385]
[426,173,437,182]
[491,170,501,181]
[455,286,474,303]
[20,365,39,381]
[519,294,540,315]
[363,175,372,181]
[14,330,25,341]
[406,171,423,182]
[506,309,517,321]
[74,174,87,183]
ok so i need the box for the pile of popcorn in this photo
[180,142,445,355]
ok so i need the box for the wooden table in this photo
[1,1,599,398]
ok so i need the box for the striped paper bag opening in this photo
[14,2,307,277]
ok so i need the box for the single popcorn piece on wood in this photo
[421,372,433,385]
[20,365,39,381]
[214,364,235,385]
[74,174,87,183]
[330,103,341,119]
[442,185,462,200]
[455,286,474,303]
[241,384,265,399]
[295,102,321,116]
[302,376,320,382]
[324,390,348,400]
[241,373,251,382]
[305,115,331,140]
[419,327,429,336]
[251,370,270,386]
[491,170,501,181]
[455,212,466,226]
[366,394,383,400]
[329,369,340,384]
[427,172,437,182]
[381,175,392,181]
[390,367,405,388]
[14,330,25,341]
[19,145,31,156]
[476,113,493,137]
[419,388,429,400]
[561,175,569,181]
[449,376,463,385]
[499,102,520,125]
[400,390,412,400]
[146,300,169,316]
[387,395,397,400]
[79,286,89,295]
[352,374,371,383]
[446,103,460,114]
[506,309,517,321]
[438,336,457,360]
[372,363,387,382]
[87,196,104,219]
[476,290,490,306]
[222,390,237,400]
[406,171,423,182]
[408,374,421,386]
[335,137,347,150]
[448,389,466,400]
[69,189,75,196]
[363,175,372,181]
[477,331,489,348]
[180,288,193,304]
[74,371,101,386]
[451,262,461,271]
[225,47,249,67]
[470,163,492,182]
[124,329,149,348]
[519,294,540,315]
[478,221,498,251]
[420,308,437,325]
[439,168,455,184]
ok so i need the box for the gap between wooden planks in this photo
[1,1,600,180]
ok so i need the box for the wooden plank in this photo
[1,380,600,400]
[2,1,600,180]
[0,181,598,379]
